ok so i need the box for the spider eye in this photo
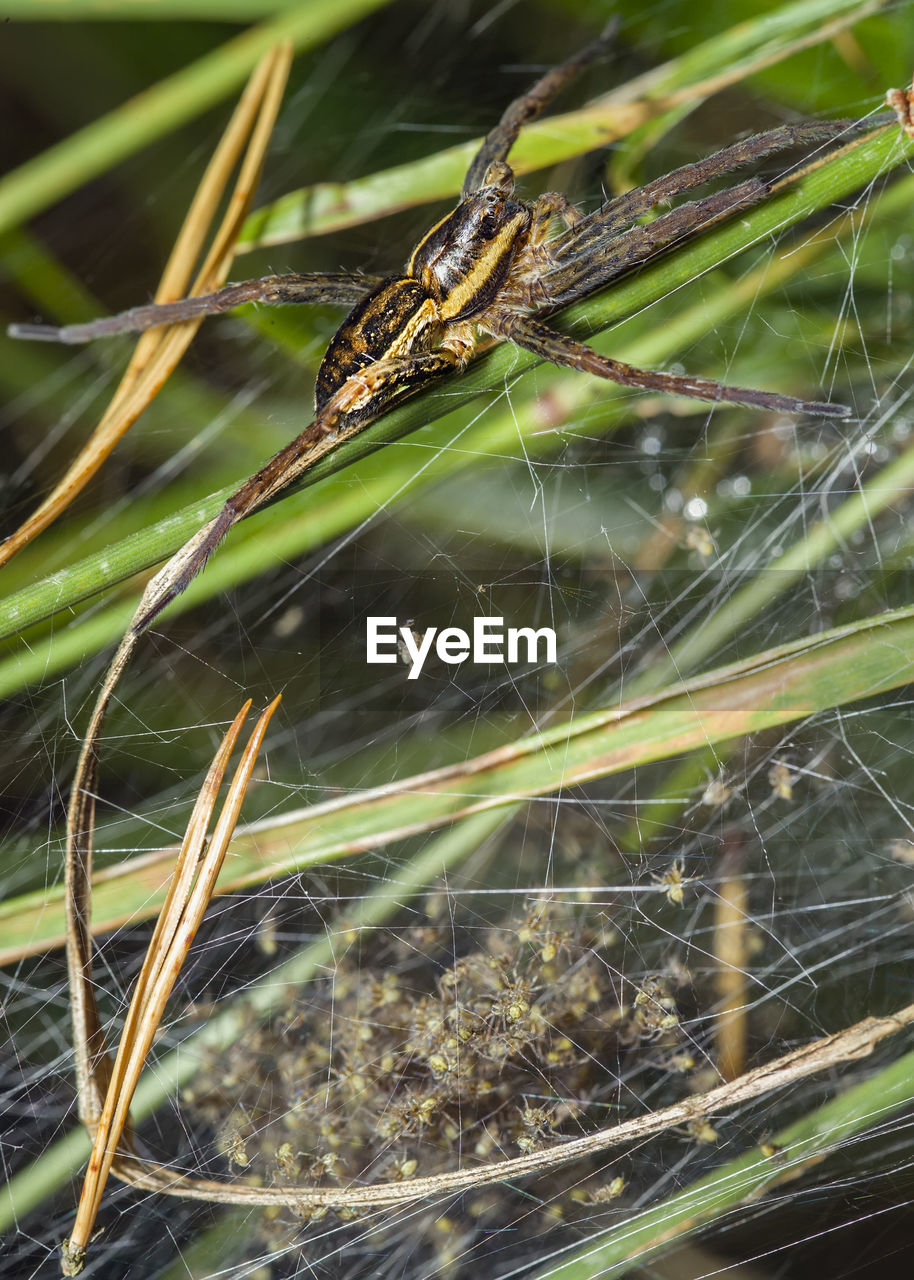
[480,198,504,237]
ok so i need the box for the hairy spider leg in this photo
[544,118,885,305]
[134,347,464,633]
[8,272,381,345]
[526,190,585,243]
[462,20,617,195]
[536,176,770,306]
[491,311,846,417]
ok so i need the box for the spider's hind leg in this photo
[490,311,849,418]
[133,346,465,634]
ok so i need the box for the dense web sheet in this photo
[2,4,914,1280]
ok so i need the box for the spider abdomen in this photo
[315,276,436,410]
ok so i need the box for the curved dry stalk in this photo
[100,1003,914,1210]
[0,41,292,569]
[56,682,914,1263]
[62,695,281,1276]
[58,46,291,1207]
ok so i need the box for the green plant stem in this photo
[5,600,914,960]
[238,0,884,247]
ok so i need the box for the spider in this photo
[8,28,881,631]
[653,857,690,907]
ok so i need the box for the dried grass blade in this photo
[0,42,291,569]
[62,695,281,1275]
[88,1001,914,1214]
[60,39,291,1160]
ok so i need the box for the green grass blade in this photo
[238,0,884,248]
[4,601,914,961]
[0,1,314,17]
[0,0,391,237]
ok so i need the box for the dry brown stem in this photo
[0,42,291,567]
[92,1003,914,1214]
[62,696,281,1274]
[59,45,292,1274]
[714,838,750,1080]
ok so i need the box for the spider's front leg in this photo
[529,192,585,242]
[540,177,770,308]
[542,116,893,310]
[462,21,616,195]
[489,311,848,418]
[133,346,465,634]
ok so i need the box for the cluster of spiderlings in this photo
[185,903,698,1272]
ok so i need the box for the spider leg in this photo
[134,347,463,633]
[540,176,769,308]
[7,272,382,345]
[529,191,585,240]
[489,311,849,418]
[462,20,617,195]
[549,117,881,269]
